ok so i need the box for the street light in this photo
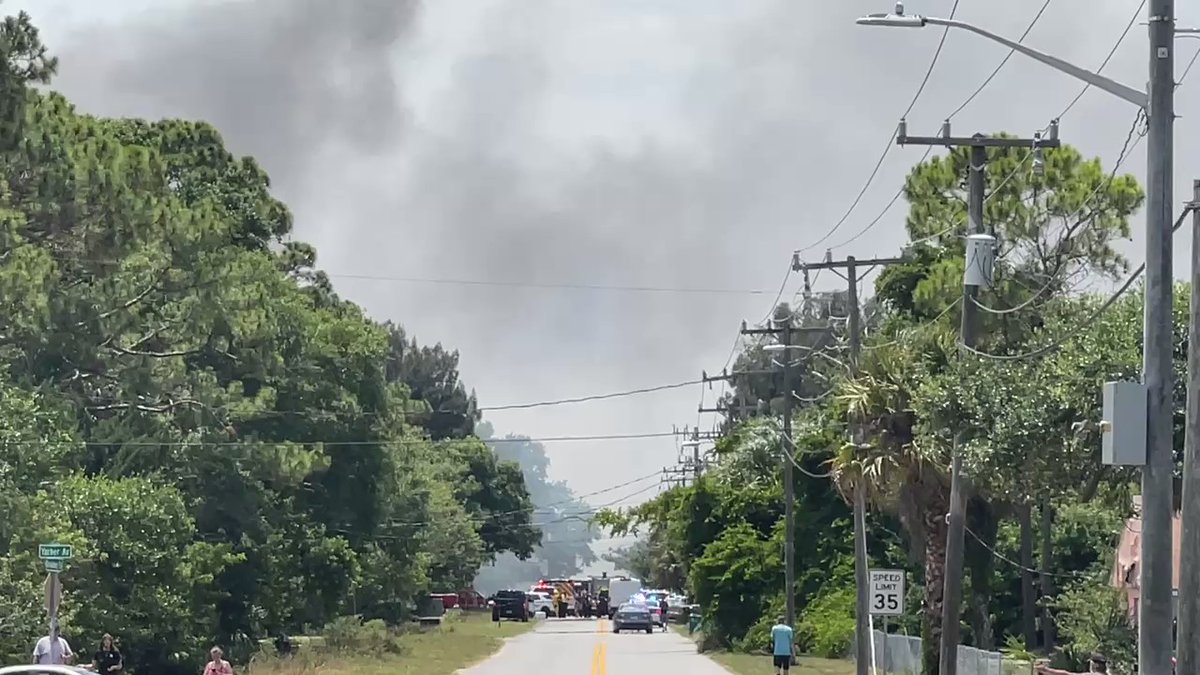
[858,5,1176,675]
[856,11,1147,108]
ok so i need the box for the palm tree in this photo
[829,328,956,675]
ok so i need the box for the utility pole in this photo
[1141,5,1178,674]
[792,252,904,675]
[1178,179,1200,674]
[740,317,827,629]
[701,368,772,430]
[896,120,1059,675]
[745,318,795,629]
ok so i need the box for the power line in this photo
[38,255,770,298]
[323,272,770,296]
[1053,0,1146,120]
[330,480,664,534]
[1,431,681,448]
[478,380,703,412]
[970,110,1146,316]
[962,204,1198,361]
[795,0,962,255]
[943,0,1055,119]
[825,0,1055,252]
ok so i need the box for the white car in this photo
[527,590,555,617]
[0,662,98,667]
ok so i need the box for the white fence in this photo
[854,629,1034,675]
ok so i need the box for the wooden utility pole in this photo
[896,120,1059,675]
[792,252,904,675]
[1177,179,1200,674]
[741,316,827,630]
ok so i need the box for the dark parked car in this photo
[491,589,530,622]
[612,604,653,633]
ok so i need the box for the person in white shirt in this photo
[32,634,74,665]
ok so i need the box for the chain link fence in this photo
[853,629,1034,675]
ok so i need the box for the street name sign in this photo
[39,544,72,560]
[868,568,905,615]
[43,558,67,573]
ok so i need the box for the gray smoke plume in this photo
[32,0,1166,499]
[49,0,418,193]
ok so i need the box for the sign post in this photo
[868,569,905,674]
[39,543,72,665]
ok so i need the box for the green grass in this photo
[709,652,856,675]
[248,611,533,675]
[671,625,854,675]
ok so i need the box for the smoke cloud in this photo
[30,0,1182,501]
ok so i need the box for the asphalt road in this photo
[460,617,733,675]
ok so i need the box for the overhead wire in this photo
[478,380,703,412]
[323,272,770,296]
[795,0,963,255]
[830,0,1139,252]
[330,480,664,535]
[827,0,1055,252]
[961,204,1198,361]
[970,109,1147,316]
[1052,0,1146,121]
[968,30,1200,319]
[965,525,1091,580]
[943,0,1055,120]
[1,431,681,448]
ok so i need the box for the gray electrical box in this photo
[1101,381,1147,466]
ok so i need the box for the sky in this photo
[11,0,1200,536]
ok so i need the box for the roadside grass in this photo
[672,625,854,675]
[247,611,534,675]
[709,652,856,675]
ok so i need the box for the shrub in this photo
[797,586,857,658]
[740,594,786,653]
[1054,579,1135,672]
[322,616,400,654]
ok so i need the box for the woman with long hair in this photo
[92,633,122,674]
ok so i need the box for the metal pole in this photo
[1140,3,1176,674]
[940,142,986,675]
[882,616,890,674]
[782,317,797,630]
[848,256,872,675]
[1176,179,1200,674]
[48,572,61,665]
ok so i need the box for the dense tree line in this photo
[600,136,1151,673]
[0,12,562,672]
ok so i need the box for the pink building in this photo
[1110,496,1180,620]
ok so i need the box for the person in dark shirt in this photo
[92,633,122,674]
[658,597,669,632]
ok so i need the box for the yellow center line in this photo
[592,618,608,675]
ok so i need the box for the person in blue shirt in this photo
[770,615,795,673]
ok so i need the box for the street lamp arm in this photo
[920,17,1149,109]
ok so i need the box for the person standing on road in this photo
[202,646,233,675]
[658,597,669,632]
[1034,652,1108,674]
[32,633,73,665]
[769,615,794,674]
[92,633,123,674]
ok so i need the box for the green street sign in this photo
[38,544,72,560]
[43,559,66,573]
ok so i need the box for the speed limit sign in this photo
[868,569,905,615]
